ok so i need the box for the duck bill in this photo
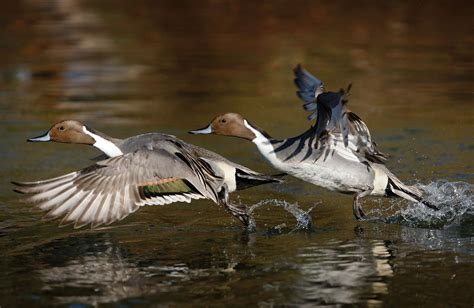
[27,131,51,142]
[188,124,214,135]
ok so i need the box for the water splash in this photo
[247,199,315,233]
[381,180,473,228]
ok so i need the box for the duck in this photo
[189,65,438,220]
[12,120,284,228]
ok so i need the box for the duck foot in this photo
[353,189,372,220]
[225,201,254,228]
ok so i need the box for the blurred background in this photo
[0,0,472,306]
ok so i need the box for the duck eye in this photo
[220,119,227,124]
[59,126,65,131]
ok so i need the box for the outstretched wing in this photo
[12,149,222,229]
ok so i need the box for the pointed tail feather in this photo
[235,171,285,191]
[386,177,439,210]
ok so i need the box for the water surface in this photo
[0,0,473,306]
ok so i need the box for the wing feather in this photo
[12,148,222,228]
[293,65,387,164]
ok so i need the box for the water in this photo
[0,0,473,306]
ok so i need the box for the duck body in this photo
[190,65,437,219]
[98,131,278,194]
[247,124,388,196]
[13,121,283,228]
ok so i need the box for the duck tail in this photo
[235,170,285,191]
[386,176,439,211]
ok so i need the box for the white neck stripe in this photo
[244,120,282,170]
[83,126,123,158]
[244,120,268,143]
[243,120,258,141]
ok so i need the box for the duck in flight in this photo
[189,65,437,219]
[12,120,283,228]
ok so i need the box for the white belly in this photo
[281,161,365,192]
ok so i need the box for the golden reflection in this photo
[372,240,394,278]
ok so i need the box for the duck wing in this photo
[293,64,324,116]
[294,65,387,163]
[187,142,285,190]
[293,65,349,142]
[314,87,351,145]
[345,112,388,163]
[12,149,222,229]
[314,91,388,163]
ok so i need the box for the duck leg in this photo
[218,186,251,227]
[353,188,372,220]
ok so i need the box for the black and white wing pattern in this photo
[293,65,387,163]
[345,112,388,163]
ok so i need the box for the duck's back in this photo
[119,133,180,153]
[120,133,237,167]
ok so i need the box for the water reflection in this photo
[0,0,473,306]
[33,231,257,305]
[296,240,393,306]
[38,240,154,305]
[2,0,148,125]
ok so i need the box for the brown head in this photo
[189,113,261,141]
[28,120,95,145]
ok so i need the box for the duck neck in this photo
[243,120,282,166]
[82,126,124,158]
[243,120,272,140]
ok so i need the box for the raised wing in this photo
[293,64,324,120]
[293,65,387,163]
[313,86,351,146]
[345,112,388,163]
[12,149,221,229]
[294,64,349,142]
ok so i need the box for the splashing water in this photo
[381,180,474,228]
[247,199,315,233]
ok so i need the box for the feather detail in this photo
[11,149,222,228]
